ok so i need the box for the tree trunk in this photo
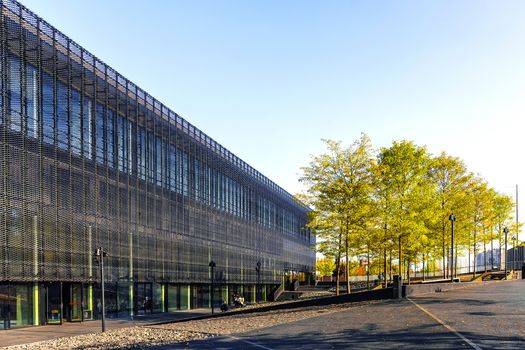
[383,248,387,287]
[468,234,471,274]
[335,258,340,296]
[398,235,403,282]
[442,219,446,279]
[388,249,392,282]
[484,240,487,273]
[490,229,494,270]
[422,252,426,281]
[483,225,487,273]
[366,247,370,290]
[345,220,350,294]
[473,230,477,278]
[498,224,502,270]
[335,227,343,296]
[406,259,410,284]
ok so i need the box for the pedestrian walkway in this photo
[0,309,212,347]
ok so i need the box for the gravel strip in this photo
[150,300,380,335]
[1,327,211,350]
[299,290,333,299]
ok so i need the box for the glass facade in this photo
[0,0,315,328]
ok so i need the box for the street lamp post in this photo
[383,224,388,288]
[255,261,261,303]
[513,235,517,271]
[504,227,509,279]
[449,213,456,282]
[209,261,216,314]
[95,247,108,332]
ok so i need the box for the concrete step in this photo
[275,291,303,301]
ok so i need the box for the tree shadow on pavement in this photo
[145,322,524,350]
[411,297,499,306]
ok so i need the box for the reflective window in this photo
[128,121,133,174]
[170,144,176,191]
[107,109,115,168]
[70,88,82,156]
[96,103,105,164]
[163,141,169,189]
[56,80,68,151]
[25,63,38,138]
[42,71,54,144]
[182,152,188,196]
[138,126,146,180]
[83,96,93,159]
[8,54,22,132]
[156,136,162,187]
[176,151,183,194]
[195,160,200,200]
[147,130,155,182]
[117,115,129,173]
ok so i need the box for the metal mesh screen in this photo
[0,0,315,286]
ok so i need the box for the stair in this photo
[483,271,507,281]
[275,291,303,301]
[296,284,333,299]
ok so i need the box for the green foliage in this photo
[301,134,376,293]
[316,257,336,277]
[300,134,518,282]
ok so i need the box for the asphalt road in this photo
[160,280,525,349]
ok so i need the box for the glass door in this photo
[46,283,62,324]
[134,283,152,315]
[70,284,83,321]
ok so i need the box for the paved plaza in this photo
[162,280,525,349]
[1,280,524,349]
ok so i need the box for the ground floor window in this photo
[0,281,277,329]
[0,283,33,329]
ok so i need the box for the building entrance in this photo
[134,283,153,315]
[45,282,90,324]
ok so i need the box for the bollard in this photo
[393,275,402,299]
[521,263,525,279]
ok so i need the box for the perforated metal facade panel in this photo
[0,0,315,288]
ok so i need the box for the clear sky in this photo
[21,0,525,228]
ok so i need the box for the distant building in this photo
[474,246,524,271]
[474,249,501,271]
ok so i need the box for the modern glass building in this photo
[0,0,314,329]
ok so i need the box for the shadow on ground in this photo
[144,325,525,350]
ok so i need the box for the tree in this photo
[429,153,472,278]
[491,192,516,270]
[300,134,375,294]
[300,142,346,295]
[316,257,336,278]
[377,141,434,282]
[301,134,518,287]
[467,178,492,276]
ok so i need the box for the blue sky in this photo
[22,0,525,223]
